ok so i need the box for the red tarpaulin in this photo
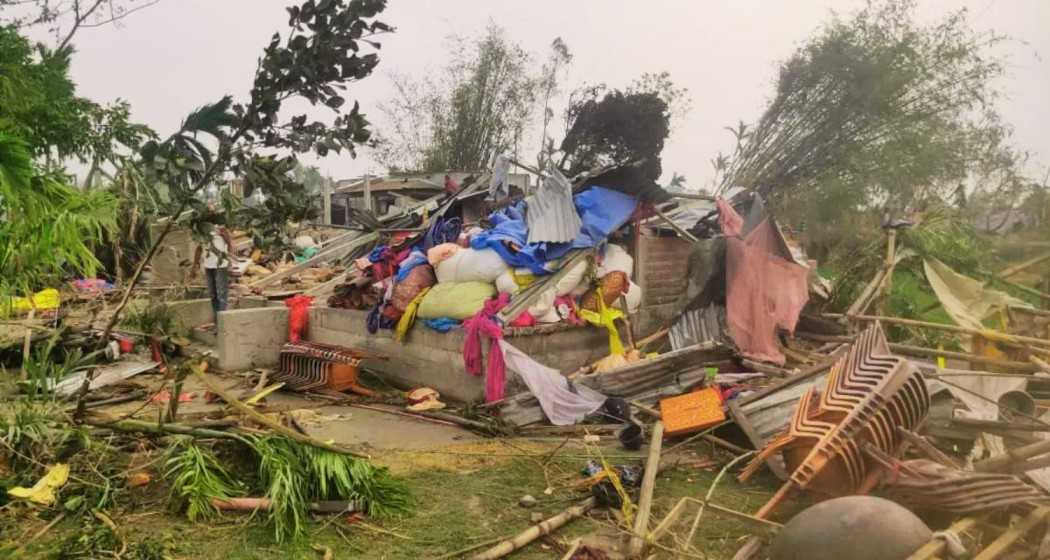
[718,199,809,365]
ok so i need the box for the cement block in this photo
[217,307,288,371]
[166,299,214,331]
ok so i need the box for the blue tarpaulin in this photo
[470,186,637,275]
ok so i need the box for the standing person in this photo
[192,223,233,326]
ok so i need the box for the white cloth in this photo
[499,340,606,426]
[202,228,229,269]
[489,153,511,200]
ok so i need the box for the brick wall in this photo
[637,231,691,307]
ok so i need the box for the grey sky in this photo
[46,0,1050,187]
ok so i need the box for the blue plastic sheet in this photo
[470,186,637,275]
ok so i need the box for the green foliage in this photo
[164,438,241,523]
[560,87,670,185]
[20,332,100,399]
[0,401,87,470]
[0,26,92,159]
[376,24,538,173]
[0,132,118,299]
[716,0,1024,262]
[135,0,388,254]
[251,435,411,543]
[121,301,183,337]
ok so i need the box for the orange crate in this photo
[659,388,725,436]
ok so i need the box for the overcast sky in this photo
[34,0,1050,188]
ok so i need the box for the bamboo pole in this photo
[876,229,897,315]
[193,363,368,458]
[84,415,246,441]
[975,438,1050,473]
[628,420,665,558]
[999,252,1050,279]
[796,332,1038,371]
[907,516,980,560]
[973,507,1050,560]
[466,497,596,560]
[828,313,1050,349]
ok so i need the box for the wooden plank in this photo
[628,421,664,557]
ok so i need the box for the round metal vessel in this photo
[770,496,931,560]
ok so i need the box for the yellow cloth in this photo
[8,463,69,505]
[578,285,625,355]
[510,269,537,289]
[395,287,431,343]
[10,289,60,313]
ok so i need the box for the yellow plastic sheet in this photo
[578,285,625,355]
[10,288,60,313]
[8,463,69,505]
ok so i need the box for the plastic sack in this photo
[435,248,509,284]
[284,295,314,343]
[417,282,497,320]
[554,259,589,296]
[598,244,634,279]
[390,265,437,313]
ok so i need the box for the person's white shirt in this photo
[202,227,229,270]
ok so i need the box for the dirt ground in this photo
[3,427,784,559]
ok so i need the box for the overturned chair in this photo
[272,341,385,397]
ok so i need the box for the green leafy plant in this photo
[251,435,411,543]
[0,401,87,470]
[163,438,241,522]
[121,301,182,338]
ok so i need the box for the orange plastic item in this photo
[660,388,726,436]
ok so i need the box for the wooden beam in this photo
[247,231,377,289]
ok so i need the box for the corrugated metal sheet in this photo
[526,170,582,244]
[669,304,727,350]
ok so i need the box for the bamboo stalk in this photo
[467,497,597,560]
[628,421,665,558]
[84,415,245,441]
[796,332,1038,371]
[973,507,1050,560]
[193,363,368,458]
[907,516,980,560]
[975,438,1050,473]
[999,252,1050,279]
[830,313,1050,348]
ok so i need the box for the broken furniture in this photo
[272,341,385,397]
[740,323,930,519]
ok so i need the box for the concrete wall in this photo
[216,307,289,371]
[308,307,611,402]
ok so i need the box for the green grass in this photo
[7,443,781,559]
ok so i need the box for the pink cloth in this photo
[463,293,511,402]
[507,311,535,328]
[719,198,809,365]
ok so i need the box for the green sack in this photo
[417,281,496,320]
